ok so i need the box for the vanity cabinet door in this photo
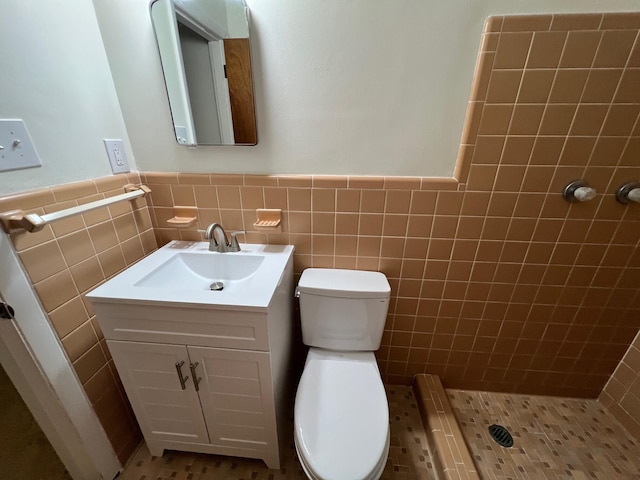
[188,346,278,450]
[107,340,211,447]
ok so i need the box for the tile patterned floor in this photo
[448,389,640,480]
[121,386,436,480]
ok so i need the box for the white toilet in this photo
[294,268,391,480]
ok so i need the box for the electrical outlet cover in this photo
[0,119,42,172]
[103,139,130,174]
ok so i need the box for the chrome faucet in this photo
[204,223,244,252]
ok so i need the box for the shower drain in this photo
[488,424,514,448]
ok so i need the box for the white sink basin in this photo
[135,252,265,291]
[87,241,294,311]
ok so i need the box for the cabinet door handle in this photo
[189,362,202,392]
[175,361,189,390]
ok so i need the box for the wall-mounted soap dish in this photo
[167,206,197,228]
[253,208,282,232]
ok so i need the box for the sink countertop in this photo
[87,241,294,312]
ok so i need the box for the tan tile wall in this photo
[0,174,157,464]
[143,12,640,399]
[600,331,640,439]
[453,12,640,399]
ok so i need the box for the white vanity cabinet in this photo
[87,243,294,470]
[107,341,277,461]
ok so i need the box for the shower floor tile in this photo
[448,389,640,479]
[120,386,436,480]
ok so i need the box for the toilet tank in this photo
[296,269,391,351]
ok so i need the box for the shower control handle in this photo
[175,361,189,390]
[616,181,640,204]
[563,180,596,202]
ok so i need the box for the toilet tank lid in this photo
[297,268,390,299]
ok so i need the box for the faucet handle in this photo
[229,231,245,251]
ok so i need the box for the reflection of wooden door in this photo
[224,38,257,145]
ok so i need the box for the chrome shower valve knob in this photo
[563,180,596,202]
[616,182,640,204]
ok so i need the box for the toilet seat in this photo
[294,349,389,480]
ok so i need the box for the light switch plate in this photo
[0,119,42,172]
[103,139,130,174]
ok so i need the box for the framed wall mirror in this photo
[150,0,257,146]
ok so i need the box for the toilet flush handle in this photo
[294,287,300,298]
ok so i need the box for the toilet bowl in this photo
[294,349,389,480]
[294,268,391,480]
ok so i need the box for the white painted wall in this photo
[3,0,640,195]
[95,0,640,177]
[0,1,135,196]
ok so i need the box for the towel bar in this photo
[0,184,151,233]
